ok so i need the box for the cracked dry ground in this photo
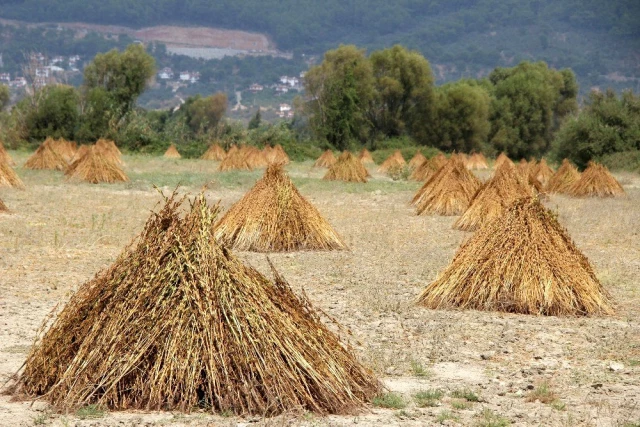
[0,155,638,427]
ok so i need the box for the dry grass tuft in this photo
[412,157,481,216]
[14,193,380,414]
[533,158,554,187]
[324,151,369,183]
[0,160,25,189]
[163,144,182,159]
[0,140,16,166]
[65,146,128,184]
[466,153,489,170]
[378,150,406,173]
[24,138,68,171]
[453,162,532,231]
[567,161,625,197]
[408,151,427,170]
[358,148,375,164]
[546,159,581,194]
[201,143,226,161]
[215,164,348,252]
[494,152,514,169]
[314,150,337,168]
[417,197,614,315]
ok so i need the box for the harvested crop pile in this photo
[466,153,489,170]
[218,147,252,171]
[314,150,337,168]
[201,143,226,161]
[163,144,181,159]
[14,194,380,414]
[95,139,123,165]
[0,160,25,189]
[215,164,347,252]
[546,159,581,194]
[453,161,532,231]
[0,197,7,213]
[24,138,67,171]
[412,157,481,216]
[410,158,438,181]
[431,153,448,169]
[494,152,514,169]
[378,150,406,173]
[358,148,374,164]
[0,140,16,166]
[324,151,369,183]
[533,158,554,187]
[408,151,427,170]
[567,161,625,197]
[66,146,128,184]
[417,197,613,316]
[50,138,77,163]
[265,144,290,165]
[243,146,269,169]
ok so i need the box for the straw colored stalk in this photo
[378,150,406,173]
[70,145,90,164]
[453,162,533,231]
[533,158,554,187]
[412,157,481,216]
[410,158,438,181]
[546,159,581,194]
[0,161,25,189]
[14,193,380,414]
[65,147,128,184]
[314,150,337,168]
[408,151,427,170]
[218,148,252,171]
[215,164,347,252]
[516,159,544,194]
[417,197,614,315]
[49,138,77,163]
[0,140,16,166]
[163,144,182,159]
[494,152,513,169]
[95,139,123,165]
[466,153,489,170]
[24,138,68,170]
[0,197,8,213]
[567,161,625,197]
[358,148,374,164]
[66,145,91,175]
[323,151,369,183]
[201,143,226,161]
[264,144,290,165]
[243,146,269,169]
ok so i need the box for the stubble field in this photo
[0,153,639,427]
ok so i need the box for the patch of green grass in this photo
[75,404,105,420]
[629,359,640,367]
[32,414,47,425]
[551,400,566,411]
[436,410,459,424]
[526,381,557,404]
[410,360,432,377]
[451,388,481,402]
[621,422,640,427]
[414,389,444,407]
[452,399,472,410]
[372,392,407,409]
[476,408,510,427]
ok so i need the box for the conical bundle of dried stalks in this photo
[323,151,369,183]
[66,145,91,176]
[516,159,529,175]
[227,144,239,156]
[358,148,374,164]
[163,144,181,159]
[533,158,554,187]
[24,138,68,170]
[516,159,544,194]
[567,162,625,197]
[408,151,427,170]
[0,140,16,166]
[431,153,448,169]
[378,150,406,173]
[218,148,252,171]
[546,159,581,194]
[215,164,347,252]
[412,157,481,215]
[494,152,513,169]
[201,143,226,161]
[453,162,532,231]
[466,153,489,170]
[269,144,290,165]
[14,193,380,414]
[243,146,269,169]
[0,160,25,189]
[417,197,614,315]
[0,197,7,213]
[410,158,438,181]
[314,150,337,168]
[66,146,128,184]
[50,138,77,163]
[95,139,123,165]
[70,145,90,164]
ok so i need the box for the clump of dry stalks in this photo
[358,148,374,164]
[65,146,128,184]
[546,159,581,194]
[244,145,269,169]
[215,164,347,252]
[494,152,514,169]
[410,157,438,181]
[533,158,554,187]
[0,160,25,189]
[412,156,481,216]
[163,144,181,159]
[201,143,226,161]
[323,151,369,183]
[567,161,625,197]
[218,146,252,171]
[0,197,8,213]
[453,161,532,231]
[0,140,16,166]
[13,193,380,415]
[417,197,614,316]
[466,153,489,170]
[431,153,448,170]
[314,150,337,168]
[516,159,544,194]
[408,151,427,170]
[95,139,123,165]
[378,150,406,173]
[264,144,290,165]
[49,138,77,163]
[24,138,68,171]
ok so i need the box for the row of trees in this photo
[304,45,578,159]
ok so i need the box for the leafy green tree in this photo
[248,109,262,129]
[0,85,9,110]
[430,81,491,153]
[185,93,228,135]
[552,89,640,168]
[488,61,578,159]
[304,45,374,150]
[17,84,80,142]
[368,45,435,143]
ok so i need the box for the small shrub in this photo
[476,408,510,427]
[410,360,432,377]
[436,410,459,424]
[551,400,566,411]
[372,392,407,409]
[452,399,472,410]
[526,381,557,404]
[414,389,444,407]
[451,388,480,402]
[75,404,105,420]
[387,165,411,181]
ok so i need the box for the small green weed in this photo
[451,388,480,402]
[75,404,105,420]
[410,360,431,377]
[476,408,510,427]
[372,392,407,409]
[526,381,557,404]
[452,399,472,410]
[32,414,47,425]
[414,389,443,407]
[436,410,459,424]
[629,359,640,367]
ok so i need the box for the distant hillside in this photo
[1,0,639,92]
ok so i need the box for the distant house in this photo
[50,56,65,65]
[10,77,27,87]
[0,73,10,83]
[299,71,306,78]
[249,83,264,92]
[279,103,292,112]
[34,76,47,88]
[279,75,299,87]
[275,85,289,94]
[46,65,65,73]
[158,67,174,80]
[189,72,200,83]
[179,71,191,81]
[35,67,49,78]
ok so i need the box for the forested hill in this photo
[1,0,639,90]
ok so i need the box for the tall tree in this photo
[185,93,228,135]
[15,84,80,142]
[0,85,9,110]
